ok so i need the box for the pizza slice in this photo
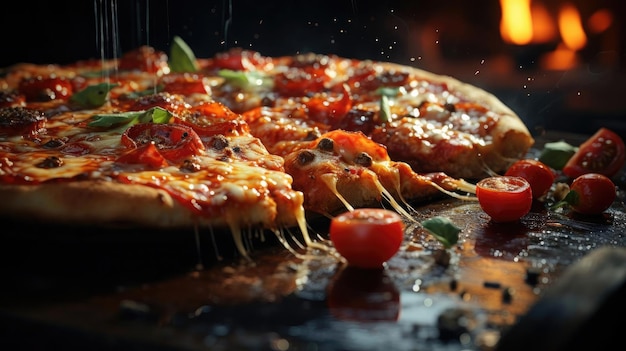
[282,129,476,218]
[0,94,314,259]
[211,49,534,180]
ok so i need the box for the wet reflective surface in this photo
[1,132,625,350]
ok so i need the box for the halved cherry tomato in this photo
[476,176,533,223]
[505,159,555,199]
[561,173,616,215]
[120,123,205,164]
[562,128,626,179]
[329,208,404,269]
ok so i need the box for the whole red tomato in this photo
[560,173,616,215]
[476,176,533,223]
[329,208,405,269]
[563,128,626,179]
[505,159,555,199]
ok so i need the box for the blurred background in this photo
[3,0,625,140]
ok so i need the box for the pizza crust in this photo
[0,181,280,229]
[376,62,535,177]
[379,62,520,117]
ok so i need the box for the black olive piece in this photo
[317,137,334,151]
[36,156,63,169]
[260,95,275,107]
[303,130,321,141]
[297,150,315,165]
[180,159,201,173]
[42,138,65,149]
[444,103,456,112]
[354,152,373,167]
[210,135,229,150]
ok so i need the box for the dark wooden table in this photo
[1,132,625,351]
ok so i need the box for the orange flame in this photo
[499,0,557,45]
[541,3,587,70]
[558,3,587,50]
[500,0,593,70]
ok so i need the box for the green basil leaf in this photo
[538,140,578,170]
[421,216,461,249]
[89,107,172,127]
[70,83,118,108]
[140,107,173,124]
[376,86,400,97]
[379,94,391,123]
[169,35,199,73]
[88,112,140,127]
[218,69,272,90]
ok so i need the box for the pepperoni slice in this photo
[0,107,46,138]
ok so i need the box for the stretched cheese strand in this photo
[320,173,355,212]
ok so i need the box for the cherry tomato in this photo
[476,176,533,223]
[329,208,404,269]
[563,173,616,215]
[120,123,205,164]
[562,128,626,179]
[505,159,555,199]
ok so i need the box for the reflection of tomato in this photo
[505,159,555,199]
[476,176,532,223]
[564,173,616,215]
[563,128,626,179]
[473,221,530,261]
[327,266,400,322]
[119,123,205,166]
[329,208,404,269]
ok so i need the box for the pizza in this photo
[0,37,534,257]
